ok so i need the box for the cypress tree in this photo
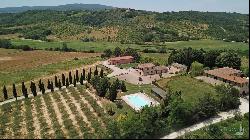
[87,72,91,82]
[100,69,104,78]
[55,76,58,87]
[89,68,92,76]
[3,85,8,100]
[120,81,127,92]
[58,79,62,90]
[80,73,84,85]
[22,82,28,98]
[51,82,54,92]
[69,71,73,84]
[24,88,28,98]
[94,66,98,76]
[108,83,118,102]
[13,83,17,101]
[66,78,69,87]
[114,79,121,90]
[76,70,79,82]
[82,68,85,80]
[47,80,51,90]
[41,83,45,94]
[62,73,66,86]
[73,77,77,87]
[30,82,37,97]
[38,79,42,91]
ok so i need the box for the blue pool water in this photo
[127,95,150,109]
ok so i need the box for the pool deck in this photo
[121,92,160,111]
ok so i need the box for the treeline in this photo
[2,67,106,101]
[102,47,141,62]
[0,9,248,43]
[0,39,33,51]
[168,47,242,71]
[106,84,241,139]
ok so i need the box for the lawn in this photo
[156,76,220,105]
[180,113,249,139]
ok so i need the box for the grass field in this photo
[156,76,220,105]
[141,53,170,65]
[11,39,249,56]
[180,113,249,139]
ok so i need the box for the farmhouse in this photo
[137,63,156,76]
[108,56,134,65]
[154,66,169,74]
[137,63,169,76]
[204,67,249,95]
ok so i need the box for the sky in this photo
[0,0,249,14]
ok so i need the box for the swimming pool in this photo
[121,92,159,111]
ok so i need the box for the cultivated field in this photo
[0,85,110,139]
[0,48,100,72]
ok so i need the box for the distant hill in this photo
[0,8,248,43]
[0,3,114,13]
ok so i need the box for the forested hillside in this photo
[0,8,248,43]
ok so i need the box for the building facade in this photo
[108,56,134,65]
[137,63,169,76]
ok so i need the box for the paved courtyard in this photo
[102,61,180,85]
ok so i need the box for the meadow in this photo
[156,75,220,105]
[10,39,249,56]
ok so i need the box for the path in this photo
[161,98,249,139]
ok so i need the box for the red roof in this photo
[205,67,248,84]
[109,56,133,61]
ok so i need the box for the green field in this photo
[141,53,170,65]
[11,39,249,56]
[180,113,249,139]
[157,76,220,105]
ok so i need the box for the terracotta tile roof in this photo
[109,56,133,61]
[137,63,155,69]
[205,67,248,84]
